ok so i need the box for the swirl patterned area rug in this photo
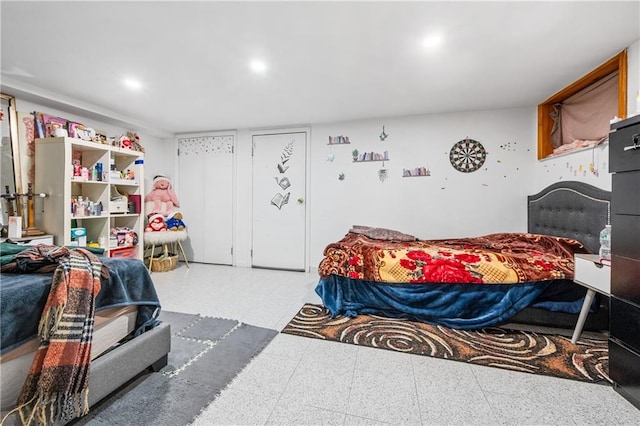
[282,304,610,383]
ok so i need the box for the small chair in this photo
[144,230,189,273]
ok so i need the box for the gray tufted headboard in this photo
[528,181,610,254]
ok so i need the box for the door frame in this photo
[174,130,237,265]
[249,126,311,272]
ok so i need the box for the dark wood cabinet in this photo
[609,114,640,410]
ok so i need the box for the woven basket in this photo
[148,254,178,272]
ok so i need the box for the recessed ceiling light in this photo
[250,60,267,74]
[422,34,442,49]
[123,78,143,91]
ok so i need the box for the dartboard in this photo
[449,138,487,173]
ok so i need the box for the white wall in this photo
[529,139,611,192]
[529,40,640,193]
[229,107,542,268]
[12,99,173,198]
[309,109,541,266]
[232,74,637,269]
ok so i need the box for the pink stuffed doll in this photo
[145,175,180,216]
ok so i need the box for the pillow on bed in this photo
[349,225,417,242]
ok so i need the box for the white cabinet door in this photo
[178,135,234,264]
[251,131,307,271]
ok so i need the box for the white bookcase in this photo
[35,137,145,259]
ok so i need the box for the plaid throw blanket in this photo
[9,245,104,425]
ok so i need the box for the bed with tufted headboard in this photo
[527,181,610,255]
[509,181,611,329]
[315,181,611,331]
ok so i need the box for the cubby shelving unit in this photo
[35,137,145,259]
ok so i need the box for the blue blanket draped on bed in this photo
[316,274,585,329]
[1,257,161,355]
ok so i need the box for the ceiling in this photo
[1,1,639,138]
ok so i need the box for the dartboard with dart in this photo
[449,138,487,173]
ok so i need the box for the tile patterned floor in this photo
[150,263,640,425]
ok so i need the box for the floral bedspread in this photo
[318,232,587,284]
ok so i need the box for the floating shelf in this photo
[353,151,389,162]
[403,167,431,177]
[328,136,350,145]
[353,159,390,163]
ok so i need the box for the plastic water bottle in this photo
[599,225,612,260]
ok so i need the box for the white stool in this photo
[144,230,189,272]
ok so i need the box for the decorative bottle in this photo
[599,224,612,260]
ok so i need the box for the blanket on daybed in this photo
[2,245,103,425]
[316,231,589,329]
[0,244,162,356]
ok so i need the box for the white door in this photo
[252,131,307,270]
[178,135,234,264]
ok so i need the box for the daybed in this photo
[316,181,610,331]
[0,244,171,424]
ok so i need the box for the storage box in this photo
[110,198,128,213]
[127,194,141,214]
[109,247,137,258]
[110,186,129,214]
[71,227,87,246]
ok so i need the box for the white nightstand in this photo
[572,253,611,343]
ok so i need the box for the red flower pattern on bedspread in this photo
[318,231,588,284]
[404,252,483,283]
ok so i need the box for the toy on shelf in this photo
[115,132,144,152]
[111,226,139,247]
[73,159,82,177]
